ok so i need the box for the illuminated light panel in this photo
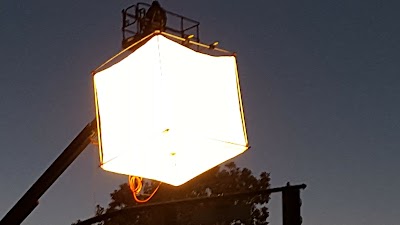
[93,34,249,186]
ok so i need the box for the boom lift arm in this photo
[0,119,97,225]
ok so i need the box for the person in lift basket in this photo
[141,1,167,35]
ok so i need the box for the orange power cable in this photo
[129,176,162,203]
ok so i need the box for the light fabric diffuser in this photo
[94,34,248,186]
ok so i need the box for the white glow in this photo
[94,34,248,186]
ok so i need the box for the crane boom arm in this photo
[0,119,97,225]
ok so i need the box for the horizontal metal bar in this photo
[76,184,306,225]
[136,2,200,24]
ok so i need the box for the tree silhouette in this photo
[94,162,270,225]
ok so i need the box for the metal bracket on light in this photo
[183,34,195,45]
[209,41,219,49]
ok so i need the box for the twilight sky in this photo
[1,1,399,225]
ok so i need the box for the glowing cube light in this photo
[93,34,249,186]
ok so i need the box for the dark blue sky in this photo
[1,1,399,224]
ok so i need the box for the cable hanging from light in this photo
[128,175,162,203]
